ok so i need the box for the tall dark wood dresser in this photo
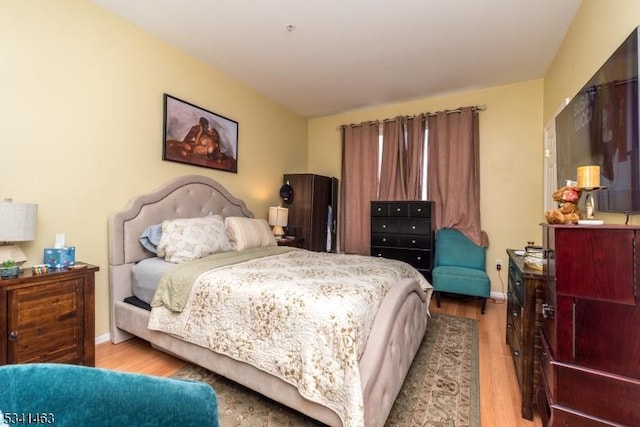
[370,201,434,281]
[537,224,640,426]
[505,249,545,420]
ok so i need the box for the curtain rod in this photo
[341,104,487,128]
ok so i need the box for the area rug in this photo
[172,312,479,427]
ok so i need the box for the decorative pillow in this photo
[157,215,233,263]
[139,223,163,254]
[225,217,277,251]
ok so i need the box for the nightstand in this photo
[277,237,304,248]
[0,262,99,366]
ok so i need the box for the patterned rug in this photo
[172,312,479,427]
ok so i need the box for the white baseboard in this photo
[95,333,111,345]
[491,291,506,300]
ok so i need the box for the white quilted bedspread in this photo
[148,249,431,426]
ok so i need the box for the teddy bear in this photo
[545,185,582,224]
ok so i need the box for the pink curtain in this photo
[379,115,426,200]
[339,122,380,254]
[406,114,426,199]
[427,107,487,247]
[379,117,406,200]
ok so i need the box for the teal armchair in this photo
[432,228,490,313]
[0,363,220,427]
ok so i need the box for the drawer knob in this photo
[411,239,416,244]
[8,331,18,341]
[382,224,387,228]
[516,280,522,287]
[417,208,422,212]
[512,310,519,317]
[512,350,520,358]
[377,207,382,212]
[506,323,512,329]
[416,256,422,261]
[412,225,416,230]
[382,238,387,242]
[396,208,401,212]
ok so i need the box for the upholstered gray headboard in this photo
[107,174,253,340]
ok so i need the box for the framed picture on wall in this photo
[162,93,239,173]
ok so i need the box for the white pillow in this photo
[157,215,233,263]
[225,217,277,251]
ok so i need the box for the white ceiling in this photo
[91,0,582,118]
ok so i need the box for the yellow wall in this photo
[309,80,546,293]
[9,0,640,338]
[544,0,640,225]
[1,0,307,338]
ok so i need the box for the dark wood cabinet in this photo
[505,249,545,420]
[276,237,304,248]
[283,174,338,252]
[370,201,434,281]
[0,263,98,366]
[538,225,640,427]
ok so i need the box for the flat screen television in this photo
[556,27,640,214]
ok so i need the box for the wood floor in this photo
[95,295,542,427]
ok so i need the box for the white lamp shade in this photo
[268,207,288,227]
[0,200,38,264]
[0,200,38,242]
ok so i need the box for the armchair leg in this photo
[435,291,441,308]
[481,297,487,314]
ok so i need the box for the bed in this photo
[108,174,432,427]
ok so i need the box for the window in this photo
[377,124,429,200]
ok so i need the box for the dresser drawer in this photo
[508,323,524,384]
[408,203,431,218]
[539,330,555,402]
[387,202,409,217]
[396,219,431,235]
[507,290,524,338]
[556,362,640,425]
[508,260,525,304]
[371,234,397,247]
[549,407,614,427]
[371,218,399,233]
[372,248,432,270]
[397,234,431,249]
[371,202,389,217]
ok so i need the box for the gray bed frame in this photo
[108,174,429,427]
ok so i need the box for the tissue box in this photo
[43,247,76,269]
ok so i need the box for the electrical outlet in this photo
[496,259,502,271]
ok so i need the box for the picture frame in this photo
[163,93,238,173]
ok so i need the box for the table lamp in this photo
[0,199,38,263]
[576,165,604,224]
[268,206,288,239]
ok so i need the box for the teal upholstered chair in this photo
[432,228,490,314]
[0,363,220,427]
